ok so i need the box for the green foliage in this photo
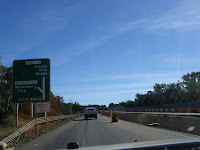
[182,72,200,102]
[2,115,16,127]
[72,101,85,114]
[100,105,107,110]
[114,71,200,108]
[61,103,71,115]
[0,60,105,122]
[0,64,14,123]
[109,103,115,108]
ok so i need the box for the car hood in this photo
[58,137,200,150]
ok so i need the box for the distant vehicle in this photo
[84,107,97,119]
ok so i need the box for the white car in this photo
[84,107,97,119]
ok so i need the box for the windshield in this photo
[0,0,200,150]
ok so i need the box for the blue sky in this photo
[1,0,200,106]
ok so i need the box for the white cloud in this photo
[67,72,183,82]
[148,1,200,30]
[5,0,200,67]
[150,52,200,70]
[50,35,113,66]
[2,2,82,66]
[113,19,146,33]
[57,82,155,93]
[51,1,200,66]
[38,3,81,32]
[20,2,82,33]
[63,89,153,98]
[116,1,200,32]
[54,72,183,97]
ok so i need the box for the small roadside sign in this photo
[36,102,51,113]
[12,58,50,103]
[112,114,118,122]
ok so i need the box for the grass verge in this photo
[5,115,83,148]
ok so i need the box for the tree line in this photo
[0,63,80,123]
[109,71,200,108]
[0,63,75,123]
[0,61,106,124]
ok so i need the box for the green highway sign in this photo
[13,58,50,103]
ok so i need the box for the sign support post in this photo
[16,103,19,127]
[31,103,33,119]
[35,118,37,137]
[45,112,47,129]
[12,58,50,138]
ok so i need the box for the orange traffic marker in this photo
[110,110,112,122]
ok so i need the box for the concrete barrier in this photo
[102,111,200,136]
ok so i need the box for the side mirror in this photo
[67,142,79,149]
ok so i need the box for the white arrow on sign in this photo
[37,76,45,100]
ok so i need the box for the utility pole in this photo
[70,99,72,115]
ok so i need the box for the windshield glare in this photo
[0,0,200,150]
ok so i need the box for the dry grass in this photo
[0,126,18,140]
[0,117,31,141]
[0,115,82,142]
[18,117,31,127]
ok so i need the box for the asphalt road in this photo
[17,115,197,150]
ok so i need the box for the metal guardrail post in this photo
[35,118,37,137]
[58,116,60,125]
[51,116,54,126]
[45,116,48,129]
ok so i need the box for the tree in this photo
[72,101,81,114]
[109,103,115,108]
[119,101,127,107]
[114,71,200,108]
[61,103,71,115]
[100,105,107,110]
[0,65,13,122]
[125,100,135,108]
[182,72,200,102]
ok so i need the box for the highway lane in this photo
[17,115,197,150]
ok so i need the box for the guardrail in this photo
[123,108,200,113]
[107,108,200,113]
[1,114,78,144]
